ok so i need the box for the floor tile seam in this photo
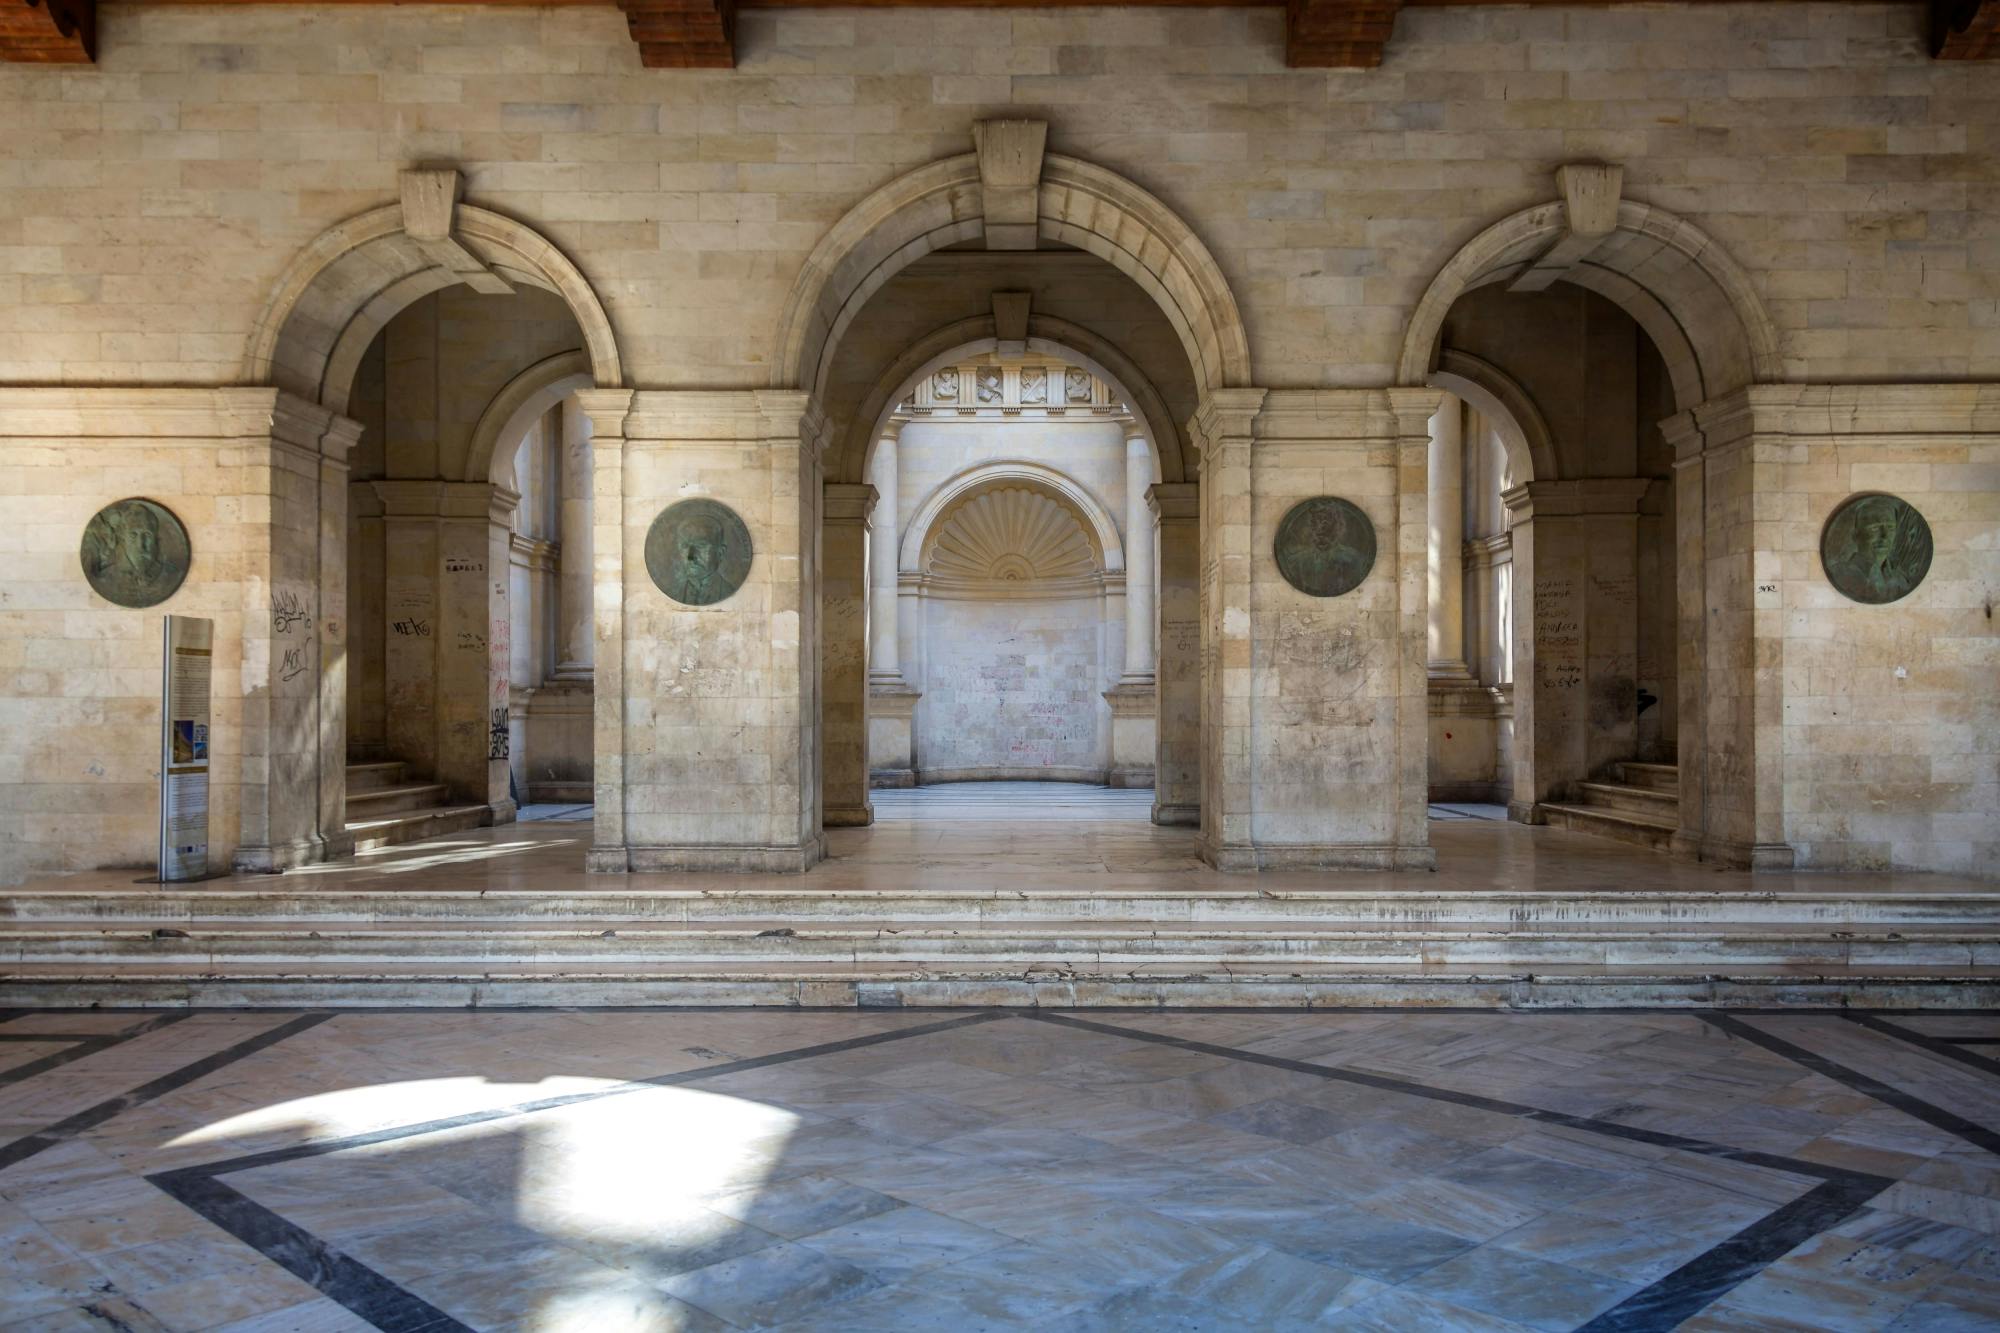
[1841,1012,2000,1083]
[0,1013,331,1176]
[162,1010,1017,1180]
[1698,1013,2000,1158]
[1021,1011,1887,1190]
[0,1011,199,1096]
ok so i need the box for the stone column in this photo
[592,390,826,873]
[234,391,358,871]
[1103,428,1158,788]
[575,389,633,872]
[1426,397,1499,802]
[1119,429,1157,686]
[1504,478,1651,822]
[1427,396,1472,678]
[867,423,920,787]
[822,481,877,827]
[372,478,518,823]
[1197,388,1437,871]
[1150,482,1200,825]
[552,396,593,681]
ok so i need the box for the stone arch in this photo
[243,187,622,416]
[1429,349,1557,485]
[842,319,1188,486]
[1397,198,1781,411]
[774,150,1251,400]
[901,460,1125,576]
[465,350,594,487]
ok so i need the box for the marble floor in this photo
[2,1007,1999,1331]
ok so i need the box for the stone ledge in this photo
[1201,840,1439,872]
[589,839,826,874]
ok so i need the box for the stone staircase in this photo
[343,759,489,852]
[3,878,1999,1008]
[1540,760,1679,852]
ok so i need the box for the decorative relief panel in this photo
[1821,493,1933,604]
[928,487,1098,583]
[80,497,191,608]
[907,359,1117,416]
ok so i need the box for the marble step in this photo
[1539,802,1677,851]
[9,886,2000,928]
[344,781,452,818]
[343,803,490,853]
[1573,781,1679,819]
[344,761,408,793]
[1612,761,1679,793]
[1,958,1994,1010]
[8,919,2000,968]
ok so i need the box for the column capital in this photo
[1189,388,1268,452]
[571,388,634,438]
[1147,481,1199,522]
[823,482,878,523]
[1507,478,1652,519]
[373,478,521,523]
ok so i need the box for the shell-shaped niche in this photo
[928,487,1097,582]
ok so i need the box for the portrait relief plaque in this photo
[1273,496,1376,598]
[80,497,191,608]
[1820,493,1932,605]
[645,498,753,606]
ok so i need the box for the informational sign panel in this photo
[159,615,213,882]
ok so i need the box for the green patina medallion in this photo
[646,498,753,606]
[1273,496,1376,598]
[1820,493,1932,605]
[80,498,191,608]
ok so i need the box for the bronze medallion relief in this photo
[80,497,191,608]
[1274,496,1376,598]
[646,498,753,606]
[1820,493,1932,605]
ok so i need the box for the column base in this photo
[870,769,916,789]
[1199,838,1438,872]
[1152,802,1199,827]
[589,838,826,874]
[824,803,875,828]
[1508,801,1542,824]
[1107,767,1156,789]
[232,833,349,874]
[1670,832,1797,871]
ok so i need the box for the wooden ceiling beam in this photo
[0,0,93,62]
[10,1,1993,67]
[1932,0,2000,57]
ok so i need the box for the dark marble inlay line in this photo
[1573,1174,1889,1333]
[1025,1010,1878,1182]
[0,1013,329,1173]
[139,1010,1013,1333]
[1702,1012,2000,1156]
[180,1009,1012,1180]
[149,1169,471,1333]
[1028,1011,1894,1333]
[0,1012,195,1090]
[1845,1012,2000,1083]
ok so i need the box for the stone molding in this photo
[0,386,349,450]
[463,349,593,486]
[1670,383,2000,459]
[1430,349,1558,485]
[1502,478,1653,521]
[773,132,1251,396]
[1147,481,1199,522]
[821,482,878,524]
[372,479,521,525]
[1101,682,1157,718]
[1397,188,1781,410]
[836,313,1190,485]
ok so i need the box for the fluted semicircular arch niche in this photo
[927,486,1100,584]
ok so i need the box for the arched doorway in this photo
[1402,166,1782,865]
[246,168,622,862]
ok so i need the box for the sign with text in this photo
[160,615,213,882]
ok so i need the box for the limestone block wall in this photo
[917,593,1109,782]
[0,5,1989,393]
[1200,389,1435,870]
[590,391,823,873]
[1677,386,2000,876]
[0,389,349,887]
